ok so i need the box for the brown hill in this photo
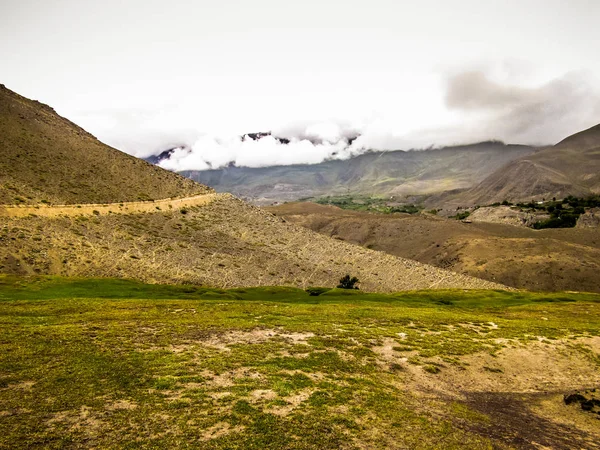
[268,202,600,293]
[0,195,505,292]
[0,84,209,205]
[430,124,600,208]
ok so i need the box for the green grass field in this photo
[1,277,599,449]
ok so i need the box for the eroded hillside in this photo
[267,202,600,292]
[0,195,505,292]
[0,84,209,205]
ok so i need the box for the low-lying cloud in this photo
[76,70,600,172]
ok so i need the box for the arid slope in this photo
[0,195,505,292]
[429,123,600,208]
[0,84,209,205]
[268,202,600,292]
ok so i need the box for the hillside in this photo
[179,142,535,204]
[0,84,209,205]
[0,84,508,292]
[0,195,504,292]
[429,123,600,208]
[267,202,600,293]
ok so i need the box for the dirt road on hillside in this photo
[0,193,226,218]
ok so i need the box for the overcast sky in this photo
[2,0,600,169]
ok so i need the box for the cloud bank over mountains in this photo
[80,70,600,171]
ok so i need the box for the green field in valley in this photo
[1,277,599,449]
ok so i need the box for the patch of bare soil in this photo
[401,340,599,396]
[266,388,314,417]
[200,329,315,351]
[46,405,105,435]
[200,422,245,441]
[463,392,600,450]
[372,337,600,448]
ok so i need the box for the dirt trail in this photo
[0,193,226,218]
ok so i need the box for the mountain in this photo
[0,84,209,205]
[0,84,502,292]
[429,123,600,208]
[178,141,536,204]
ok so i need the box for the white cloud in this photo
[71,69,600,171]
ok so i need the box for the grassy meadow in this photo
[1,276,599,449]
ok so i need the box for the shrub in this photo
[337,275,359,290]
[452,211,470,220]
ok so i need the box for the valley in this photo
[1,83,599,449]
[267,202,600,293]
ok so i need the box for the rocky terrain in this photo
[0,84,208,205]
[267,202,600,292]
[0,194,505,292]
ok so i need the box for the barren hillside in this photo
[0,195,505,292]
[429,123,600,208]
[268,202,600,292]
[0,84,209,205]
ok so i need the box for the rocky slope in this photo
[268,202,600,292]
[0,195,506,292]
[0,84,209,205]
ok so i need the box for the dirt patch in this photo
[9,381,35,390]
[267,388,314,417]
[463,392,600,450]
[106,399,138,411]
[200,422,245,441]
[46,406,105,434]
[201,368,264,388]
[200,329,315,351]
[250,389,278,402]
[401,340,600,397]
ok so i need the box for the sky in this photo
[2,0,600,170]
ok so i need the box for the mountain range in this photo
[175,141,537,204]
[429,123,600,208]
[148,122,600,207]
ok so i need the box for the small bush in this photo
[337,275,359,290]
[452,211,470,220]
[423,365,441,374]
